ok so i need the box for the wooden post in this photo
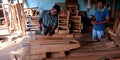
[14,3,26,36]
[59,51,65,57]
[41,52,46,60]
[2,4,10,33]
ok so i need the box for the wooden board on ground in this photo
[30,39,79,45]
[36,34,74,39]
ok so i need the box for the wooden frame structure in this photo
[70,16,81,34]
[107,11,120,40]
[27,35,80,60]
[57,11,70,34]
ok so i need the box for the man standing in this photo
[38,5,60,35]
[91,1,110,41]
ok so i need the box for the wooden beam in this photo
[30,43,80,54]
[59,51,65,57]
[2,4,10,33]
[30,39,79,45]
[36,34,74,39]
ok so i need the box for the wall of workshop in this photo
[2,0,90,16]
[3,0,119,18]
[25,0,96,18]
[1,0,95,18]
[25,0,88,12]
[25,0,64,13]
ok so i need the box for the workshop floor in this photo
[0,32,120,60]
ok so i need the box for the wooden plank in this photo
[11,4,19,30]
[114,21,120,46]
[59,51,65,57]
[30,43,80,54]
[36,34,74,39]
[2,4,10,33]
[15,4,23,32]
[70,16,81,33]
[8,3,19,32]
[70,16,81,20]
[30,39,79,45]
[41,52,46,60]
[15,3,26,36]
[58,11,70,34]
[72,30,81,32]
[113,16,120,32]
[108,30,117,37]
[58,30,69,34]
[19,3,26,35]
[30,41,70,45]
[105,41,116,48]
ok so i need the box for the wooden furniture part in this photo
[114,18,120,46]
[29,36,80,60]
[26,16,40,31]
[70,16,81,34]
[106,14,120,40]
[8,3,22,32]
[14,3,26,36]
[58,11,70,34]
[0,3,10,35]
[36,34,74,39]
[106,11,120,46]
[114,26,120,47]
[0,3,26,35]
[31,16,40,30]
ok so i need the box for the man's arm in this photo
[47,16,58,35]
[93,9,110,25]
[96,16,109,24]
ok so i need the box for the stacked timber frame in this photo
[0,2,26,42]
[56,0,82,35]
[106,11,120,47]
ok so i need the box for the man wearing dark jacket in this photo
[39,5,60,35]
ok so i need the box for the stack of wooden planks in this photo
[5,3,26,36]
[70,16,81,34]
[57,11,70,34]
[0,2,27,42]
[55,0,82,37]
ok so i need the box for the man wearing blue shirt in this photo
[39,5,60,35]
[91,1,109,41]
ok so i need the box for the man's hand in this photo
[91,21,98,25]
